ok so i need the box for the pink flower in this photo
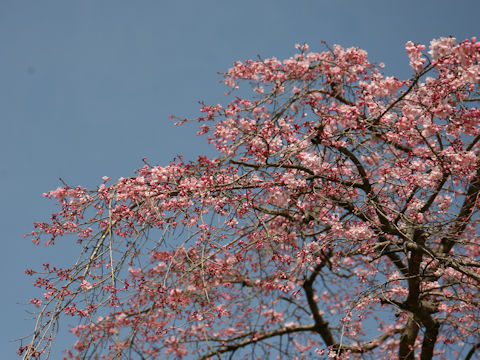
[405,41,426,72]
[429,36,456,60]
[30,298,42,308]
[80,280,93,291]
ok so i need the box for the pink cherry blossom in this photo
[19,38,480,360]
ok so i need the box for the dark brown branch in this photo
[230,159,364,189]
[435,255,480,283]
[198,324,316,360]
[399,315,420,360]
[376,64,433,125]
[463,97,480,102]
[440,164,480,254]
[337,146,372,193]
[420,318,439,360]
[405,236,423,312]
[340,327,403,353]
[395,185,421,225]
[307,88,354,106]
[420,174,448,213]
[466,133,480,151]
[302,260,336,347]
[465,342,480,360]
[328,195,409,275]
[400,229,430,360]
[376,242,409,277]
[253,205,296,221]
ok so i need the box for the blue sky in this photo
[1,0,479,357]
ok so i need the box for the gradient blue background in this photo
[1,0,479,357]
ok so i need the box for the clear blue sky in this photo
[1,0,479,357]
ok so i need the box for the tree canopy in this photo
[19,37,480,360]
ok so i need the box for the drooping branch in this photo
[340,327,403,353]
[302,258,336,347]
[337,146,372,193]
[230,159,365,189]
[198,324,317,360]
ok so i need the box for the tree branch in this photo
[440,164,480,254]
[198,324,316,360]
[420,318,439,360]
[399,315,420,360]
[302,260,336,347]
[465,342,480,360]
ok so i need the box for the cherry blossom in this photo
[19,37,480,360]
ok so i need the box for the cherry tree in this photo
[19,37,480,360]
